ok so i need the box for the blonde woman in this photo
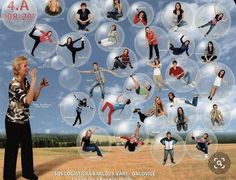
[4,56,48,180]
[147,58,168,92]
[45,0,62,16]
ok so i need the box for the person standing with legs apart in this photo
[145,26,159,60]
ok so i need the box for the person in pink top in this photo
[29,26,54,56]
[145,26,159,60]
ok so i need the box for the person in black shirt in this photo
[201,41,217,63]
[173,2,187,29]
[59,36,84,64]
[169,35,190,56]
[174,107,188,131]
[75,2,94,32]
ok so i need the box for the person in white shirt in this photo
[168,92,198,107]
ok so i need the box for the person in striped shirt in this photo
[111,49,134,71]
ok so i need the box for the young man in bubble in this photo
[210,104,224,130]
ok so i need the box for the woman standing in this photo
[4,56,48,180]
[145,26,159,60]
[201,41,217,63]
[98,24,118,47]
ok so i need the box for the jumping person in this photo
[172,2,187,31]
[72,95,94,126]
[101,95,131,125]
[160,132,177,165]
[145,26,159,60]
[201,41,217,63]
[168,92,199,107]
[174,107,188,131]
[81,128,103,157]
[169,35,190,56]
[29,26,54,57]
[59,36,85,64]
[107,0,123,21]
[192,133,211,158]
[98,24,118,47]
[210,104,224,130]
[4,56,49,180]
[45,0,62,16]
[133,9,147,25]
[111,49,134,71]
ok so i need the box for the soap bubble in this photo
[50,55,65,70]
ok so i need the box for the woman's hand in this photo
[30,68,37,82]
[39,78,49,89]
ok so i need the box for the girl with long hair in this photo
[45,0,62,16]
[174,107,188,131]
[98,24,118,47]
[133,9,147,25]
[111,48,133,70]
[107,0,123,21]
[201,41,217,63]
[145,26,159,60]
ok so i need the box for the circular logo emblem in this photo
[208,152,231,174]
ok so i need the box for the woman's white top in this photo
[213,76,222,87]
[153,64,162,76]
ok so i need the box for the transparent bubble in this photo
[43,58,51,68]
[102,0,129,22]
[202,102,232,132]
[107,47,137,78]
[50,55,65,70]
[195,63,235,99]
[60,92,95,127]
[95,22,125,52]
[77,126,111,160]
[23,24,59,60]
[165,104,198,133]
[67,1,100,33]
[114,120,149,153]
[185,128,218,160]
[165,58,199,93]
[98,94,133,127]
[1,0,37,32]
[127,1,154,27]
[58,67,81,91]
[151,131,185,166]
[134,26,169,59]
[195,40,221,64]
[41,0,65,17]
[161,1,193,32]
[57,32,91,67]
[168,32,195,58]
[195,3,231,39]
[124,73,154,104]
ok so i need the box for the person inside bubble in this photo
[4,56,49,180]
[133,9,147,26]
[169,60,195,88]
[59,36,84,65]
[146,58,168,92]
[126,74,152,100]
[107,0,123,21]
[81,128,103,157]
[79,62,116,100]
[174,107,188,131]
[172,2,187,31]
[120,122,144,152]
[133,96,167,123]
[75,2,94,32]
[45,0,62,16]
[111,48,134,71]
[208,68,228,101]
[168,92,199,108]
[98,24,118,47]
[210,104,224,130]
[101,95,131,125]
[191,133,211,159]
[72,94,94,126]
[160,132,177,165]
[145,26,159,60]
[29,26,54,57]
[201,41,217,63]
[169,35,190,56]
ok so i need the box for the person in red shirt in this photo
[145,26,159,60]
[169,60,194,87]
[29,26,54,56]
[133,9,147,26]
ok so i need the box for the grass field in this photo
[0,144,235,180]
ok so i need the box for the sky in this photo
[0,0,236,136]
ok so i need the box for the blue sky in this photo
[0,0,236,135]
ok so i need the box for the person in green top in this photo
[126,74,152,99]
[210,104,224,130]
[98,24,118,47]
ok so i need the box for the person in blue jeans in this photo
[81,128,103,157]
[168,92,198,108]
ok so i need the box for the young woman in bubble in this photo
[147,58,168,92]
[126,74,152,99]
[168,92,199,108]
[172,2,187,31]
[107,0,123,21]
[145,26,159,60]
[72,94,94,126]
[201,41,217,63]
[174,107,188,131]
[210,104,224,130]
[120,122,144,152]
[101,95,131,125]
[169,35,190,56]
[29,26,54,57]
[59,36,84,64]
[98,24,118,47]
[208,68,228,100]
[192,133,211,158]
[111,48,133,71]
[133,9,147,26]
[45,0,62,16]
[81,128,103,157]
[133,96,167,123]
